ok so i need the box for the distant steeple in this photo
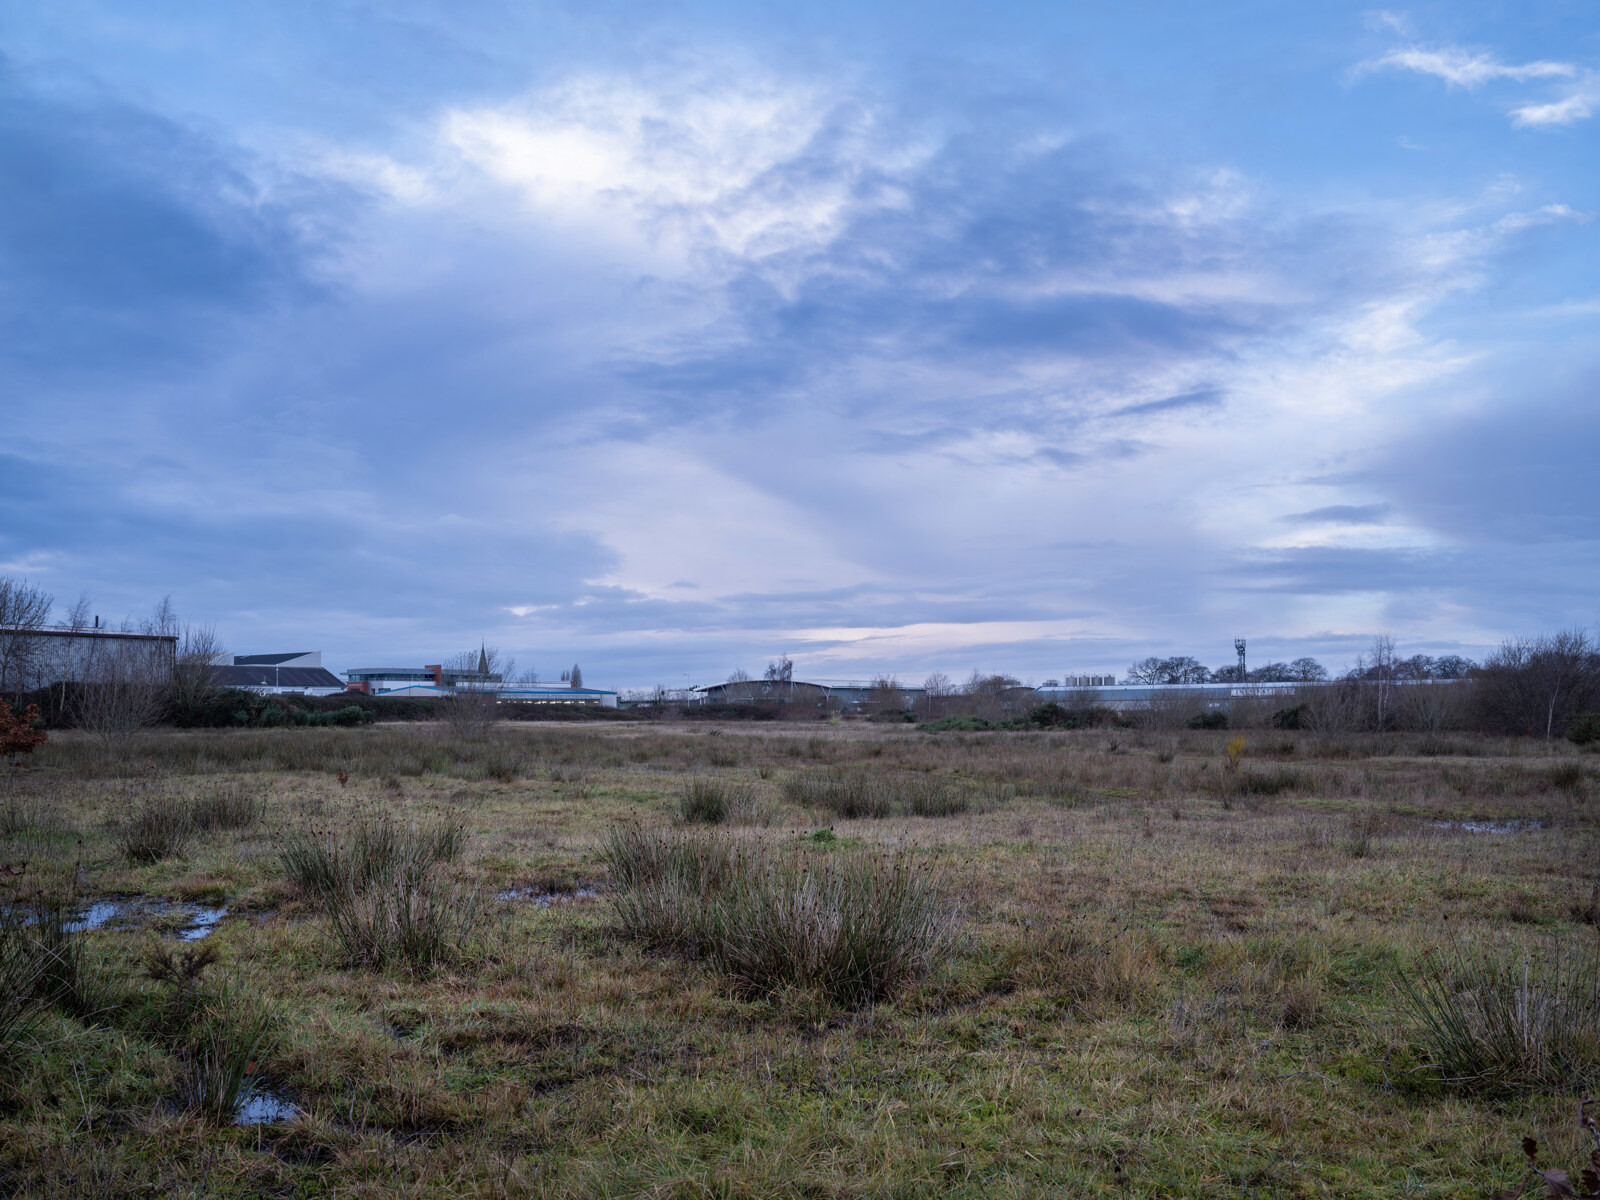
[478,645,489,676]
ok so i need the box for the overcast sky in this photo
[2,2,1596,687]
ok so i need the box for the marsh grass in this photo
[188,783,262,831]
[677,777,766,825]
[603,828,956,1006]
[14,722,1600,1195]
[782,768,966,819]
[118,787,195,862]
[279,815,477,973]
[325,871,483,973]
[1399,940,1600,1094]
[0,902,50,1071]
[278,815,464,900]
[180,991,278,1125]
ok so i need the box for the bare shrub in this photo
[74,643,168,745]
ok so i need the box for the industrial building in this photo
[692,678,929,711]
[344,663,617,707]
[0,624,176,692]
[211,652,346,696]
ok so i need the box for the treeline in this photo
[1124,650,1476,685]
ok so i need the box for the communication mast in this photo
[1234,638,1247,679]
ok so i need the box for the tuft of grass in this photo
[118,790,194,862]
[180,991,278,1125]
[677,777,765,825]
[279,815,477,974]
[278,815,464,901]
[782,770,966,819]
[1398,941,1600,1094]
[324,871,482,973]
[602,828,957,1007]
[0,902,50,1072]
[188,783,263,831]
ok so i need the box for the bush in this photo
[1272,704,1306,730]
[1398,941,1600,1094]
[601,829,957,1007]
[918,716,999,732]
[1187,711,1229,730]
[1027,702,1106,730]
[1569,712,1600,746]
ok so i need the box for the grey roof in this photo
[234,652,314,666]
[210,666,345,690]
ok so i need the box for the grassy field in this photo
[2,720,1599,1198]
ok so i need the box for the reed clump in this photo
[601,827,957,1007]
[277,815,478,973]
[1399,940,1600,1094]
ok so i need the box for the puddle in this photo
[496,885,601,906]
[59,897,230,938]
[1431,820,1544,834]
[235,1088,298,1125]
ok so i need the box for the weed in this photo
[1224,736,1247,770]
[143,942,220,1025]
[1547,762,1589,795]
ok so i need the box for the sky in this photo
[1,1,1597,689]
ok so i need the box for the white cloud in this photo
[1511,76,1600,126]
[1373,46,1573,88]
[1363,42,1596,128]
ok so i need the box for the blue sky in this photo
[2,1,1596,688]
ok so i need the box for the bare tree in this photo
[438,645,512,738]
[921,671,954,719]
[0,576,54,697]
[764,655,794,704]
[569,663,583,689]
[867,675,906,716]
[74,641,168,746]
[168,624,228,717]
[1475,631,1600,739]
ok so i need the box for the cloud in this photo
[1282,504,1393,526]
[1362,40,1597,128]
[1511,77,1600,127]
[1372,47,1573,88]
[0,58,333,375]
